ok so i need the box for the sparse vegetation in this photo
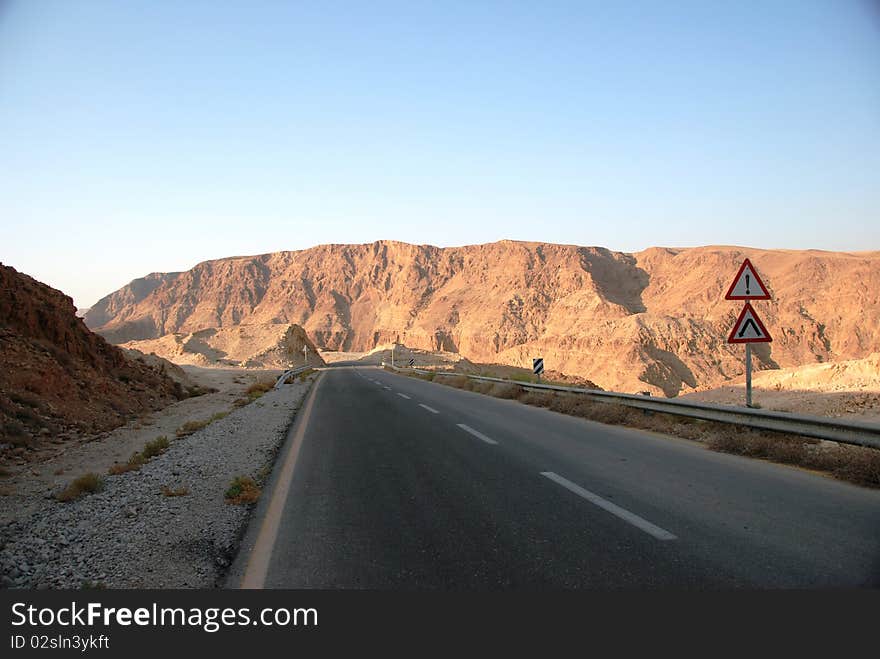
[224,476,261,504]
[185,385,216,398]
[56,472,104,502]
[108,452,146,475]
[141,435,170,459]
[245,380,275,401]
[108,435,170,475]
[160,485,189,497]
[176,419,211,437]
[256,464,272,483]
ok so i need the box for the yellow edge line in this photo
[240,372,324,589]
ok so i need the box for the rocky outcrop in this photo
[83,241,880,396]
[0,264,184,453]
[121,323,325,369]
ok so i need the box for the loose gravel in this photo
[0,376,314,589]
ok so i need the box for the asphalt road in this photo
[248,367,880,589]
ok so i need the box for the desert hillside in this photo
[121,323,325,369]
[84,241,880,395]
[0,263,187,455]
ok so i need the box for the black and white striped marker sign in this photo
[408,359,415,367]
[533,358,544,376]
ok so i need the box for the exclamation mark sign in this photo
[745,273,750,295]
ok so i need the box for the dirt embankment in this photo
[0,366,285,524]
[683,353,880,423]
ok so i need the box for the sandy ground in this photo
[0,365,283,524]
[682,354,880,422]
[682,386,880,422]
[121,323,323,369]
[319,350,368,363]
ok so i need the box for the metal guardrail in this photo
[386,365,880,450]
[274,366,313,389]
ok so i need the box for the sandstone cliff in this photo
[84,241,880,395]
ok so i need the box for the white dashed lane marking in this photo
[540,472,677,541]
[457,424,498,445]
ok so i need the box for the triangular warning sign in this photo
[725,258,770,300]
[728,303,772,343]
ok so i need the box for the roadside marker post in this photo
[725,261,773,408]
[533,358,544,383]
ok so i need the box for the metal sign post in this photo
[725,261,773,408]
[745,343,752,408]
[303,345,308,366]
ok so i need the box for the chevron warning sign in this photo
[727,302,772,344]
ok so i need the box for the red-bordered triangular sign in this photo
[727,303,772,343]
[725,258,771,300]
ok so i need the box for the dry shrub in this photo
[184,385,216,398]
[443,375,472,391]
[225,476,261,505]
[108,452,145,475]
[141,435,170,459]
[470,381,494,395]
[161,485,189,497]
[708,429,807,464]
[518,391,554,407]
[56,473,103,502]
[801,444,880,488]
[245,381,274,401]
[487,383,521,399]
[588,402,636,426]
[108,436,169,475]
[176,419,210,438]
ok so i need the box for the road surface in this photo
[239,367,880,589]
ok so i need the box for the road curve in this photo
[244,367,880,589]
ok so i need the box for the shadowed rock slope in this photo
[1,264,185,454]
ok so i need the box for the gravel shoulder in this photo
[0,374,315,589]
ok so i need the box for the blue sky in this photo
[2,1,878,307]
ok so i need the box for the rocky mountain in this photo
[120,322,324,369]
[0,263,186,454]
[84,241,880,396]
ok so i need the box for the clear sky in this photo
[2,1,879,307]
